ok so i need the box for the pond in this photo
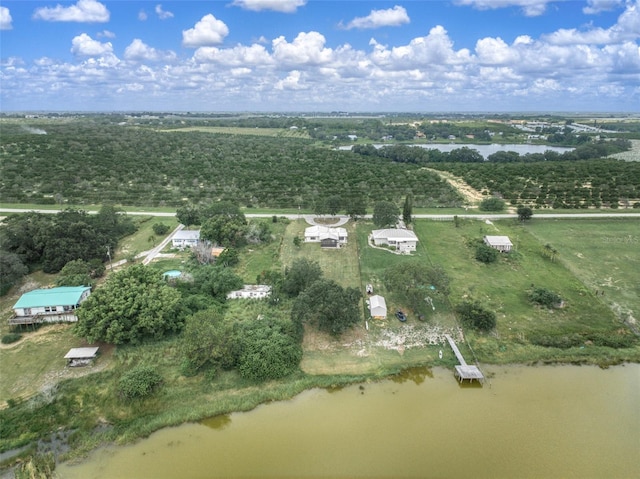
[58,364,639,479]
[340,143,574,159]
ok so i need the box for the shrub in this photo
[455,301,496,331]
[152,223,170,235]
[118,366,163,400]
[479,197,506,212]
[1,333,22,344]
[529,287,562,308]
[475,243,498,263]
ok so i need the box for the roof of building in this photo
[173,229,201,240]
[305,225,347,237]
[13,286,91,309]
[64,347,99,360]
[484,235,513,245]
[233,285,272,293]
[371,228,418,241]
[369,294,387,310]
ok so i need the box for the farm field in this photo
[163,126,311,139]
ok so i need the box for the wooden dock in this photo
[445,334,484,384]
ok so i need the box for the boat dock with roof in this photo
[445,334,484,385]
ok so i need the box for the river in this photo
[58,364,639,479]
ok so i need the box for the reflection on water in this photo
[389,365,433,385]
[200,414,231,430]
[59,364,640,479]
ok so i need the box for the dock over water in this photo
[445,334,484,384]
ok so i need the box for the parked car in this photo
[396,310,407,322]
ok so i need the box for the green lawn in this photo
[280,220,361,288]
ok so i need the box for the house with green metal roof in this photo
[11,286,91,325]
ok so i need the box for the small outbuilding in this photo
[483,235,513,252]
[368,295,387,319]
[64,347,99,367]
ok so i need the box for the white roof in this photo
[64,347,99,359]
[369,295,387,310]
[305,225,347,237]
[484,235,512,245]
[173,230,200,240]
[371,228,418,241]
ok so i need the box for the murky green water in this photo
[59,364,640,479]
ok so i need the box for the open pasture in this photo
[525,218,639,330]
[412,218,632,362]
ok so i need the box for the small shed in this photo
[369,295,387,319]
[483,235,513,252]
[64,347,99,367]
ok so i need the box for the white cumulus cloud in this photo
[231,0,306,13]
[155,4,174,20]
[71,33,113,58]
[275,70,306,89]
[343,5,410,30]
[583,0,625,15]
[183,14,229,47]
[272,31,334,65]
[0,6,12,30]
[33,0,109,23]
[124,39,176,62]
[454,0,551,17]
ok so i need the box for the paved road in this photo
[1,208,639,221]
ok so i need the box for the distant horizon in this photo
[1,1,639,112]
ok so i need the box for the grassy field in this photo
[525,218,639,330]
[280,220,361,288]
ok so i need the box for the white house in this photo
[172,229,200,248]
[368,295,387,319]
[483,235,513,252]
[11,286,91,325]
[304,225,348,248]
[370,229,419,254]
[227,285,272,300]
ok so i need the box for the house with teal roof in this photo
[11,286,91,325]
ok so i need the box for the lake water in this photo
[58,364,639,479]
[340,143,574,159]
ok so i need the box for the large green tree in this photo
[384,261,450,314]
[373,201,399,228]
[233,318,302,381]
[402,194,413,225]
[281,258,323,297]
[0,250,28,295]
[180,307,233,376]
[292,279,361,337]
[75,265,184,344]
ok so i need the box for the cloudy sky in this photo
[1,0,639,112]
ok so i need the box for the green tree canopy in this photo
[281,258,323,297]
[479,197,506,212]
[455,301,496,331]
[0,250,28,295]
[475,242,499,263]
[402,194,413,224]
[517,205,533,222]
[180,307,233,376]
[55,259,105,287]
[373,201,399,228]
[233,318,302,381]
[292,279,361,337]
[201,215,248,247]
[75,265,184,344]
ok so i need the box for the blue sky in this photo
[1,0,638,112]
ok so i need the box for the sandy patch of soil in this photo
[424,168,485,204]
